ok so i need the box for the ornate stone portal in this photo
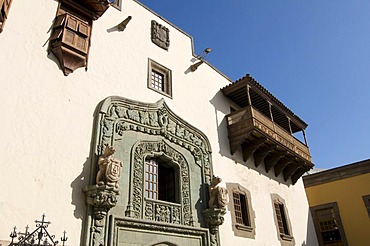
[84,97,225,246]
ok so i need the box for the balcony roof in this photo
[221,74,308,133]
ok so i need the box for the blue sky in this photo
[138,0,370,169]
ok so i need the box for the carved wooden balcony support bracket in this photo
[254,145,276,167]
[230,132,252,155]
[274,157,293,177]
[291,166,311,184]
[242,137,267,162]
[283,162,302,181]
[265,153,285,173]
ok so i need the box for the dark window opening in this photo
[233,192,251,226]
[274,202,290,235]
[317,208,343,244]
[158,163,176,202]
[145,159,178,203]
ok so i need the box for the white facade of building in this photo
[0,1,318,245]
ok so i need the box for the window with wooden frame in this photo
[310,202,348,246]
[51,13,90,53]
[145,159,178,203]
[148,59,172,98]
[363,195,370,218]
[271,194,294,244]
[0,0,13,33]
[233,192,251,227]
[227,183,255,239]
[49,2,92,76]
[274,202,290,236]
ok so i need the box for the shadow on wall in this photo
[209,90,231,159]
[70,157,90,246]
[70,101,105,246]
[209,91,293,186]
[305,209,319,246]
[195,183,208,228]
[71,158,90,220]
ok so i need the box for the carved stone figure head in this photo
[104,145,116,156]
[211,176,222,186]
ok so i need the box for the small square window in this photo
[148,59,172,98]
[151,70,164,91]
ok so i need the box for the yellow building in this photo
[303,159,370,246]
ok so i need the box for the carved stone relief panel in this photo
[151,20,170,50]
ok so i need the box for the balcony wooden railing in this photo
[226,106,313,184]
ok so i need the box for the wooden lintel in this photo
[254,145,276,167]
[291,167,310,184]
[242,137,266,162]
[274,158,292,177]
[283,162,301,181]
[265,153,285,173]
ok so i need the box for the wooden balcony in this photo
[226,106,313,184]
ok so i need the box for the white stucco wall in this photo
[0,0,317,245]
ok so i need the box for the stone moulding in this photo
[84,185,120,246]
[202,208,226,246]
[112,216,210,246]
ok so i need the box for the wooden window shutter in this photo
[78,22,89,37]
[50,14,66,41]
[53,14,66,28]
